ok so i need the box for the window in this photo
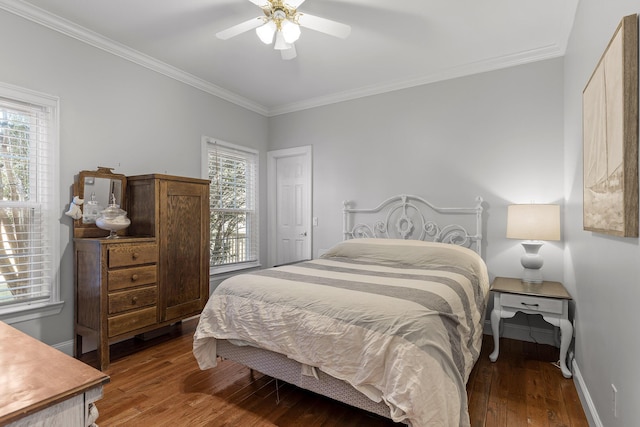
[0,83,61,323]
[202,137,259,273]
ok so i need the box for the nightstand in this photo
[489,276,573,378]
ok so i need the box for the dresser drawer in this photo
[500,293,563,314]
[108,265,157,291]
[108,244,157,268]
[108,306,157,337]
[108,285,157,315]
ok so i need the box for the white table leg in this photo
[542,315,573,378]
[489,308,501,362]
[558,318,573,378]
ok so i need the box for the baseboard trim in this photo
[572,359,601,427]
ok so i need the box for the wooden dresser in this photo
[74,173,210,371]
[0,321,109,426]
[75,237,158,370]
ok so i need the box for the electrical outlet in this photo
[612,384,618,417]
[312,217,318,226]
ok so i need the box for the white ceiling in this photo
[0,0,578,116]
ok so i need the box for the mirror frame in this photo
[73,167,127,238]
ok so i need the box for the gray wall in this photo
[564,2,640,426]
[269,58,566,285]
[0,10,269,346]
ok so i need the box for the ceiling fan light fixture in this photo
[281,19,301,43]
[256,20,277,44]
[281,44,297,60]
[218,0,351,59]
[274,30,291,50]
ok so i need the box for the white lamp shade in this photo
[274,31,292,50]
[506,204,560,241]
[281,20,301,43]
[256,20,277,44]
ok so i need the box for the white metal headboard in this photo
[342,194,484,257]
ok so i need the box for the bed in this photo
[193,194,489,427]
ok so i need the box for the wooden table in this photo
[0,321,110,426]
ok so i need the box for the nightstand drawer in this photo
[500,293,563,314]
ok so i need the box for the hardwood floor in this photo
[84,318,589,426]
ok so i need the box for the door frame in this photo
[267,145,313,267]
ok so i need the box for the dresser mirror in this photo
[73,167,127,238]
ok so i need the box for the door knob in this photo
[300,231,307,236]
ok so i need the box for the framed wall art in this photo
[583,14,639,237]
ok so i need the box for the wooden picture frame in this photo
[583,14,639,237]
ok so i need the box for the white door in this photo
[268,146,312,267]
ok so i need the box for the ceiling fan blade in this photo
[286,0,306,8]
[281,44,297,60]
[216,17,265,40]
[297,13,351,39]
[248,0,270,7]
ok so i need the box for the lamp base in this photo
[522,267,543,284]
[520,241,544,284]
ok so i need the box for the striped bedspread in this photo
[193,239,490,427]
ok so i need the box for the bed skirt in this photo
[216,339,400,421]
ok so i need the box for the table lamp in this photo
[506,204,560,283]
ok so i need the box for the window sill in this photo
[0,300,65,325]
[210,261,262,276]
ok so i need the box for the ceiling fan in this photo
[216,0,351,60]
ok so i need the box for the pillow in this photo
[321,238,488,289]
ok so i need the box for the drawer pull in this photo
[131,296,138,304]
[131,274,139,282]
[521,302,539,308]
[132,252,139,260]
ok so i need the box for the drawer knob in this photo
[132,296,138,304]
[131,274,139,282]
[132,252,139,260]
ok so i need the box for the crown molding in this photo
[0,0,567,118]
[0,0,269,116]
[267,43,565,116]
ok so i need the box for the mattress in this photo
[194,238,490,426]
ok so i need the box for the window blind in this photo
[206,139,259,268]
[0,94,56,309]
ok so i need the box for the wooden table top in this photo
[0,321,109,424]
[490,276,572,300]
